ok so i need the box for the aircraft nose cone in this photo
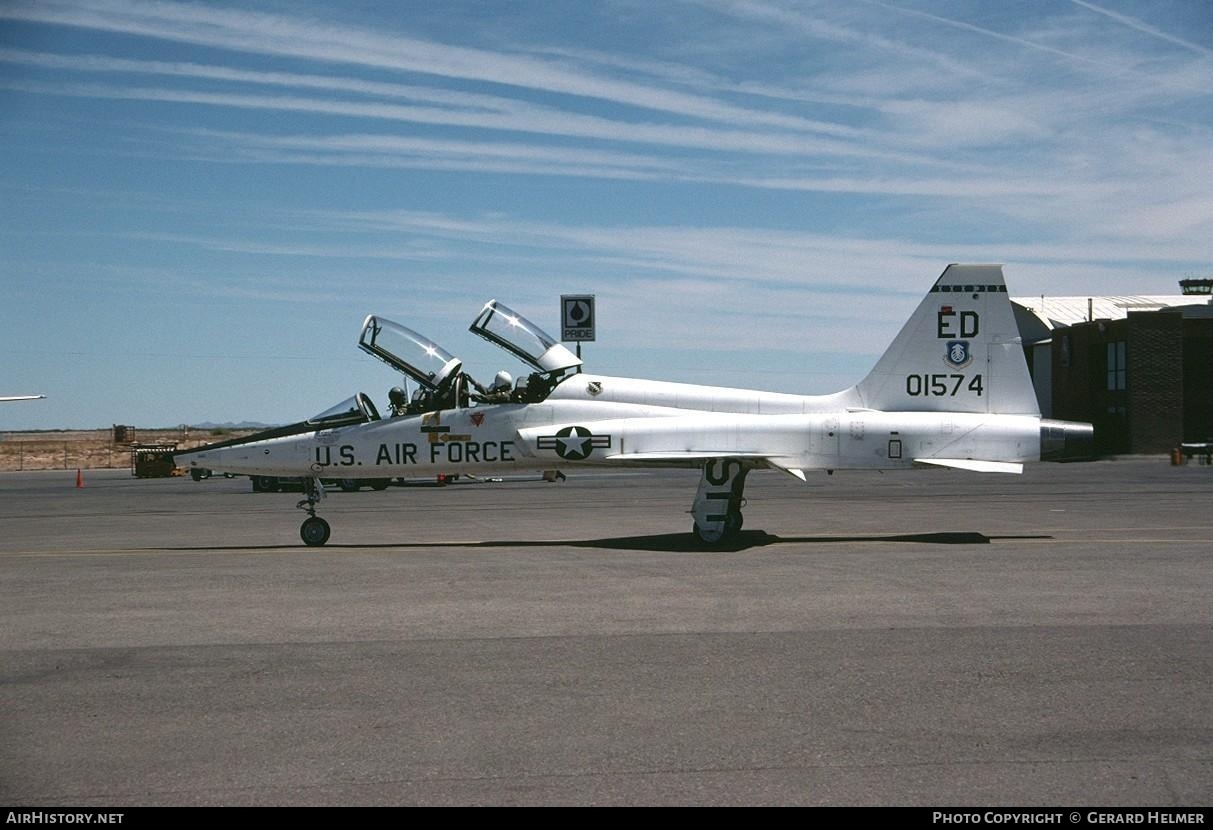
[173,447,208,468]
[175,442,272,474]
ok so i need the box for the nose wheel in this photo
[300,515,331,546]
[296,476,330,546]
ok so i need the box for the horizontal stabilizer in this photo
[914,458,1023,474]
[772,464,807,482]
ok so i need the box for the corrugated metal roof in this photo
[1011,295,1197,330]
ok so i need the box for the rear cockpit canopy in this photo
[358,315,462,391]
[469,301,582,376]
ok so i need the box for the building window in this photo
[1106,341,1126,390]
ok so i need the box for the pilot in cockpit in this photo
[387,386,409,417]
[411,387,433,414]
[387,385,434,416]
[470,370,513,404]
[388,368,514,417]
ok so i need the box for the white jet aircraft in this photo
[175,265,1093,546]
[0,395,45,402]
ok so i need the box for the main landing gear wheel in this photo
[690,459,750,545]
[300,515,331,546]
[692,510,743,544]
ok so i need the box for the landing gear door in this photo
[469,301,582,375]
[358,315,462,391]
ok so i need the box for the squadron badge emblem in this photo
[944,340,972,369]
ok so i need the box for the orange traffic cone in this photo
[75,468,84,489]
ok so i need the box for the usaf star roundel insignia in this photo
[537,425,612,461]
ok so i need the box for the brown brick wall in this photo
[1051,328,1096,423]
[1183,318,1213,442]
[1048,310,1213,455]
[1052,320,1129,454]
[1126,312,1183,453]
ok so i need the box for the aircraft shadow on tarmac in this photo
[537,530,1053,552]
[164,530,1052,554]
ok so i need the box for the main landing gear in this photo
[691,459,750,544]
[297,477,331,546]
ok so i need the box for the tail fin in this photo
[852,264,1039,415]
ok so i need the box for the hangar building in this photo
[1012,280,1213,455]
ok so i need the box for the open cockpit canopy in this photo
[469,301,582,376]
[307,392,381,427]
[358,315,462,391]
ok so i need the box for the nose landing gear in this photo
[297,477,331,546]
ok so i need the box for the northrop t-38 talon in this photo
[175,265,1093,546]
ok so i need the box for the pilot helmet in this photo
[491,370,513,391]
[388,386,407,407]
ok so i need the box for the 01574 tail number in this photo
[906,373,984,397]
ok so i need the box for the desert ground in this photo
[0,428,258,473]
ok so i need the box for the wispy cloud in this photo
[0,47,540,114]
[3,0,1212,426]
[857,0,1123,74]
[0,76,895,160]
[709,0,990,82]
[1068,0,1213,57]
[0,0,863,136]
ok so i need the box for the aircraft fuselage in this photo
[178,380,1049,480]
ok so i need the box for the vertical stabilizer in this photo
[852,264,1039,415]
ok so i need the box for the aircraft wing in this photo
[913,458,1023,474]
[603,451,768,461]
[517,415,812,479]
[609,450,1021,477]
[521,412,1027,481]
[604,451,808,481]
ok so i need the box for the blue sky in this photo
[2,0,1210,429]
